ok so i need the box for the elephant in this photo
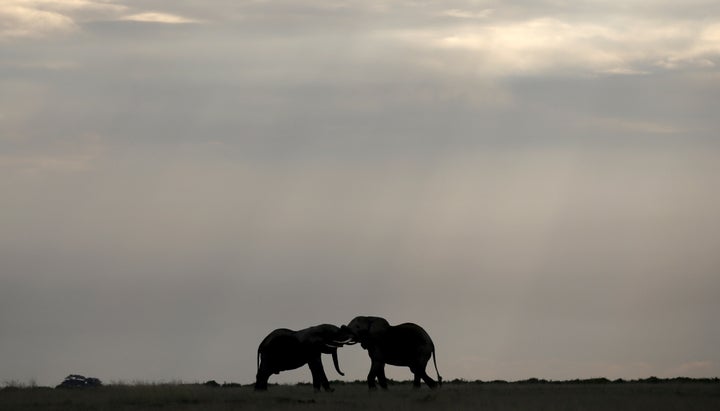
[343,316,442,389]
[255,324,355,391]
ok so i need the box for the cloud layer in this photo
[0,0,197,40]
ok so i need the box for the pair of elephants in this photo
[255,316,442,391]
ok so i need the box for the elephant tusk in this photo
[333,338,354,344]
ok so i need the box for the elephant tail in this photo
[257,348,261,371]
[432,349,442,386]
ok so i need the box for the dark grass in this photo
[2,379,719,411]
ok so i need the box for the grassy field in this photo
[2,380,719,411]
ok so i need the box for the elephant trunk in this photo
[331,348,344,376]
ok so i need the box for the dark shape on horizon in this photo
[203,380,221,387]
[56,374,103,389]
[255,324,355,392]
[343,316,442,389]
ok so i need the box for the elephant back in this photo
[385,323,434,352]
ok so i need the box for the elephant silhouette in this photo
[343,316,442,389]
[255,324,355,391]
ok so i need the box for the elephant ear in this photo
[304,331,327,347]
[368,317,390,335]
[303,325,338,348]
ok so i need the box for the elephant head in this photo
[342,316,390,349]
[298,324,356,376]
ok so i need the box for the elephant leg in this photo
[320,371,333,392]
[372,361,388,390]
[412,373,422,389]
[319,365,333,392]
[422,372,438,389]
[255,367,272,391]
[411,365,438,389]
[308,358,332,392]
[366,369,376,389]
[366,364,378,389]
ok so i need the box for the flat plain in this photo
[2,380,719,411]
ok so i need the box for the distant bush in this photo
[56,374,103,389]
[517,378,550,384]
[564,378,612,384]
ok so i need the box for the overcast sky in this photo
[2,0,719,386]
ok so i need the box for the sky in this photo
[1,0,719,386]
